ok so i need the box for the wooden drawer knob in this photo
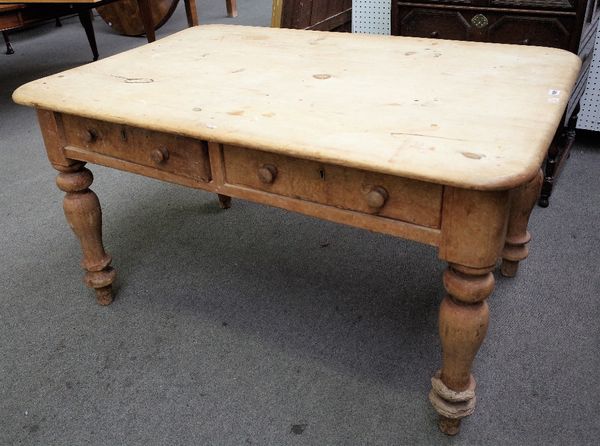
[366,186,388,209]
[258,164,278,184]
[150,147,169,164]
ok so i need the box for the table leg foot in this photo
[438,416,461,436]
[500,259,519,277]
[55,163,116,305]
[501,169,542,277]
[430,265,493,435]
[218,194,231,209]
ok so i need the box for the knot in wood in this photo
[443,267,494,304]
[56,168,93,193]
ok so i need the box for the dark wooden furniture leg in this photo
[217,194,232,209]
[136,0,156,42]
[55,163,116,305]
[502,169,543,276]
[539,106,579,207]
[226,0,238,18]
[77,9,99,61]
[184,0,199,26]
[2,30,14,55]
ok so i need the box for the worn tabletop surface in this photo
[13,25,581,189]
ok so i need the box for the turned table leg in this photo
[217,194,232,209]
[429,264,494,435]
[501,169,543,277]
[55,163,116,305]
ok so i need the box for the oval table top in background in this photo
[97,0,179,36]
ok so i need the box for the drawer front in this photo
[486,14,574,49]
[394,8,472,40]
[61,115,211,183]
[223,145,442,228]
[394,7,575,50]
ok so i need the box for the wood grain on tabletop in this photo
[12,25,581,190]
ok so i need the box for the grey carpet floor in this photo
[1,3,599,445]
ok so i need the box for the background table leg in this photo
[55,164,116,305]
[136,0,156,42]
[184,0,199,26]
[226,0,238,18]
[77,9,99,61]
[501,169,543,277]
[2,31,14,55]
[217,194,232,209]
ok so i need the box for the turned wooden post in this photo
[434,187,510,435]
[501,169,543,277]
[55,163,116,305]
[430,264,493,435]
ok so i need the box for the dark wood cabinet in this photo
[272,0,352,32]
[392,0,600,206]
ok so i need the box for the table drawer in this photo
[223,145,442,228]
[60,115,211,182]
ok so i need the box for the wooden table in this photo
[12,25,580,435]
[0,0,199,59]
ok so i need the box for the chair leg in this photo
[78,9,99,61]
[3,31,14,55]
[184,0,199,27]
[226,0,238,18]
[137,0,156,42]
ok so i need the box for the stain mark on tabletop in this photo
[262,112,275,118]
[461,151,484,159]
[291,423,308,435]
[310,36,327,45]
[227,110,245,116]
[231,68,245,74]
[391,131,466,142]
[192,107,203,112]
[111,75,154,84]
[313,74,331,80]
[404,51,416,56]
